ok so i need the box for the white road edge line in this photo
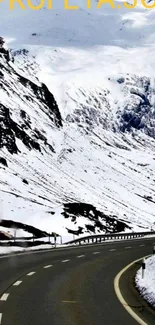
[77,255,85,258]
[0,293,9,301]
[93,252,100,255]
[0,313,2,324]
[114,255,150,325]
[13,280,22,286]
[43,265,53,269]
[27,272,36,276]
[61,259,70,263]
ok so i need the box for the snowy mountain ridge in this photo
[0,0,155,240]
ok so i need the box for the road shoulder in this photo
[114,257,155,325]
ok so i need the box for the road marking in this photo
[93,251,100,255]
[27,271,36,276]
[125,246,131,249]
[0,313,2,324]
[139,244,145,247]
[62,300,77,303]
[13,280,22,286]
[61,259,70,263]
[43,265,53,269]
[77,255,85,258]
[109,248,116,251]
[114,255,150,325]
[0,293,9,301]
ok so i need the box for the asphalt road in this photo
[0,237,155,325]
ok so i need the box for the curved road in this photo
[0,237,154,325]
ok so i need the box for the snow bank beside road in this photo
[135,255,155,308]
[0,244,54,256]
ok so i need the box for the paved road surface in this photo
[0,237,154,325]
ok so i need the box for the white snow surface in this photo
[0,244,54,255]
[0,0,155,239]
[135,255,155,308]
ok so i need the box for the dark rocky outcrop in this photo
[22,178,29,185]
[16,73,62,128]
[62,202,131,235]
[0,157,8,167]
[0,37,11,62]
[0,38,63,154]
[0,219,49,238]
[119,77,155,138]
[0,104,41,154]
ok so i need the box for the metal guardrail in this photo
[65,231,155,246]
[0,234,60,242]
[0,234,61,247]
[1,231,155,248]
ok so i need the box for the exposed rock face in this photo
[0,103,41,154]
[118,77,155,138]
[0,157,8,167]
[0,39,62,154]
[62,202,131,235]
[0,37,4,45]
[65,75,155,145]
[0,37,11,62]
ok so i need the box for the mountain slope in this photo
[0,0,155,240]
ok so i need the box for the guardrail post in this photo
[14,229,16,243]
[54,234,57,247]
[142,258,145,279]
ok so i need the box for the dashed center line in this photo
[0,293,9,301]
[13,281,22,286]
[93,252,100,255]
[27,272,36,276]
[0,313,2,324]
[139,244,145,247]
[43,265,53,269]
[125,247,131,249]
[109,249,116,251]
[77,255,85,258]
[61,259,70,263]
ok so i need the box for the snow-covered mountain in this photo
[0,0,155,240]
